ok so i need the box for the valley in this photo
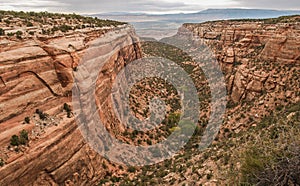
[0,11,299,185]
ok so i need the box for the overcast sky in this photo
[1,0,300,14]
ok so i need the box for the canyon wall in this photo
[183,17,300,103]
[0,25,142,185]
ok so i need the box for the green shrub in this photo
[7,32,14,37]
[10,130,29,147]
[19,130,29,145]
[240,147,269,183]
[98,179,109,185]
[4,19,10,25]
[63,103,71,112]
[63,103,72,118]
[24,117,30,124]
[59,25,72,32]
[111,176,121,183]
[26,22,33,27]
[102,162,107,169]
[0,158,4,166]
[0,28,4,36]
[206,172,213,180]
[240,143,300,185]
[36,109,47,120]
[146,139,152,145]
[10,135,19,146]
[16,31,23,39]
[167,113,180,128]
[226,100,238,109]
[239,103,300,185]
[286,102,300,113]
[128,166,136,173]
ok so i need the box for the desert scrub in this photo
[15,30,23,39]
[10,129,29,146]
[24,117,30,124]
[127,166,136,173]
[36,109,48,120]
[0,28,5,36]
[141,41,192,64]
[63,103,72,118]
[0,10,126,27]
[0,158,4,166]
[10,135,20,146]
[226,102,300,185]
[19,129,29,145]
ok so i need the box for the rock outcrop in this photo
[183,16,300,103]
[0,25,142,185]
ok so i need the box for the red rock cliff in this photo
[0,25,142,185]
[183,16,300,103]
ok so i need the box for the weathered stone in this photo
[0,25,142,185]
[183,18,300,102]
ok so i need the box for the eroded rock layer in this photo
[0,25,142,185]
[183,17,300,103]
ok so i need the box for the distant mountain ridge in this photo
[195,8,300,18]
[96,8,300,17]
[93,8,300,39]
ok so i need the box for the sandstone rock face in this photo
[0,25,142,185]
[183,18,300,102]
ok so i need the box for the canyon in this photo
[0,12,299,185]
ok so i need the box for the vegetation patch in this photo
[10,129,29,146]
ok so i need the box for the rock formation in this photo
[183,16,300,103]
[0,24,142,185]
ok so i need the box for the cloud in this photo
[0,0,299,13]
[52,0,195,13]
[233,0,300,10]
[0,0,67,12]
[0,0,65,8]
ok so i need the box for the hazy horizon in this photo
[1,0,300,14]
[96,8,300,40]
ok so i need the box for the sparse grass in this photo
[226,102,300,185]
